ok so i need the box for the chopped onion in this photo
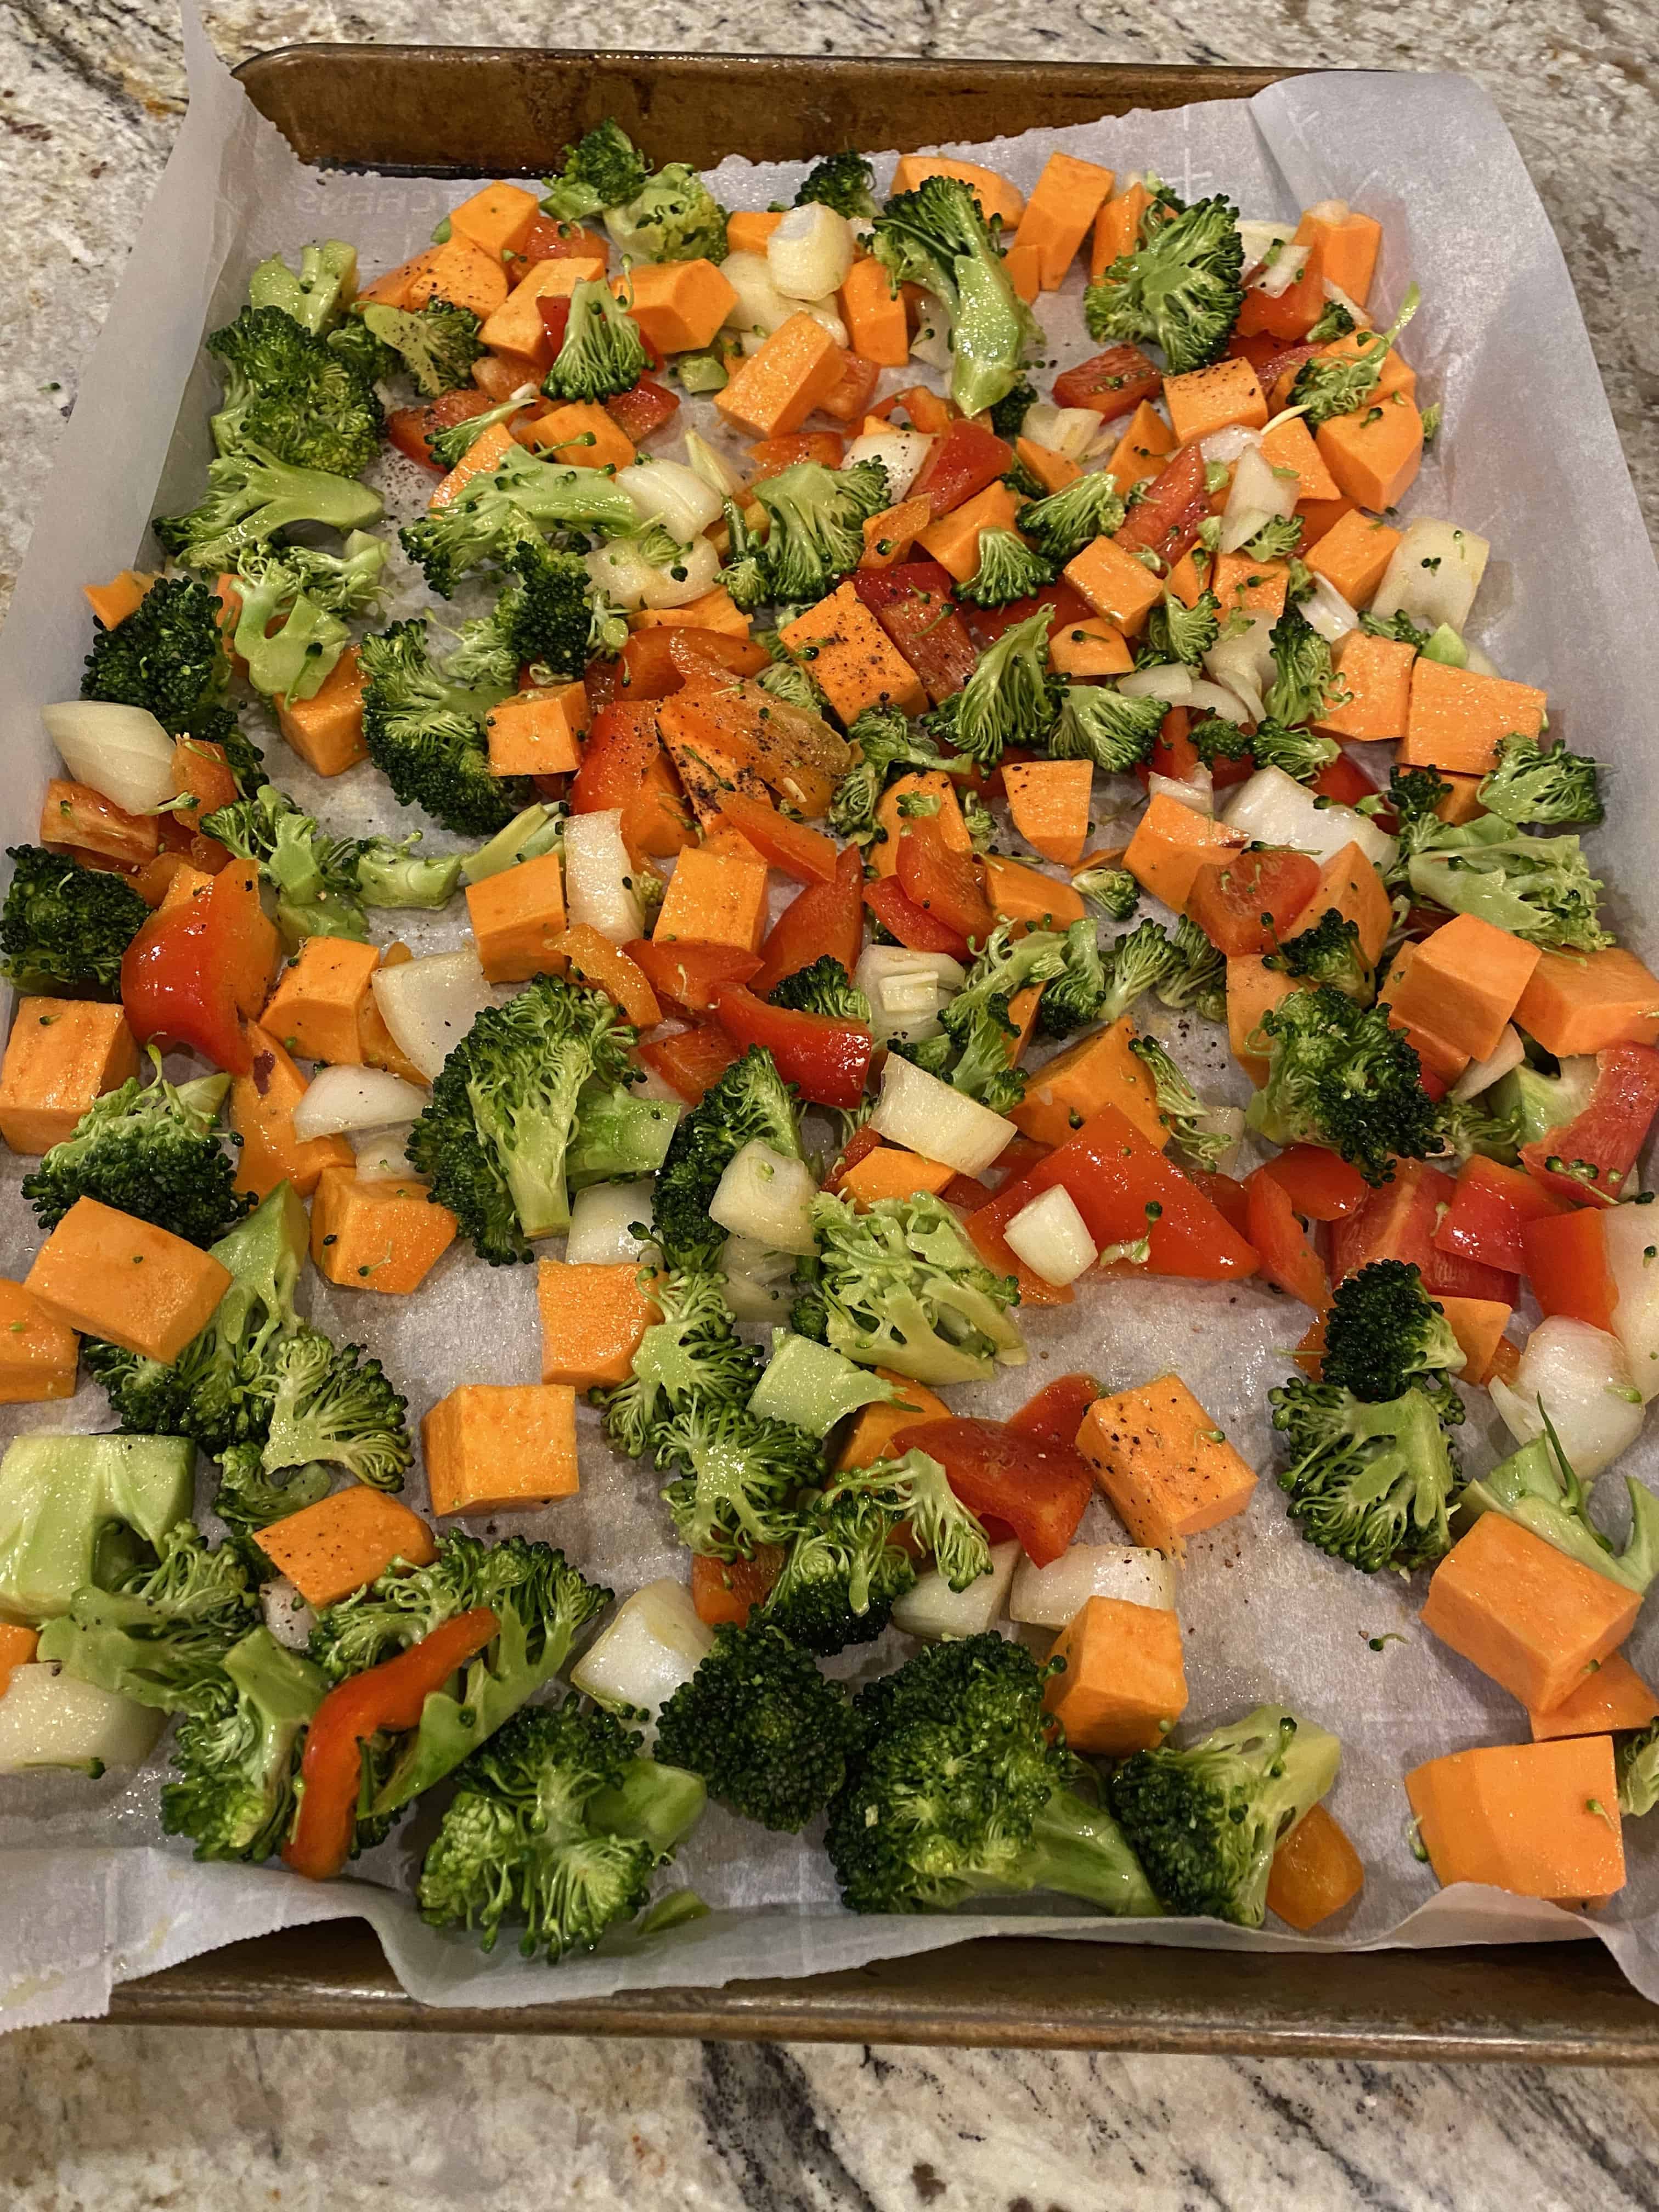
[721,250,798,338]
[563,810,644,942]
[1220,442,1297,554]
[617,459,723,542]
[570,1581,713,1752]
[718,1232,798,1321]
[0,1665,165,1773]
[566,1178,658,1267]
[1451,1025,1525,1104]
[891,1542,1020,1640]
[854,947,964,1046]
[1369,518,1490,631]
[370,949,492,1083]
[1203,616,1274,724]
[681,430,747,500]
[1489,1318,1645,1479]
[1604,1207,1659,1403]
[1300,573,1360,646]
[1222,765,1396,872]
[1022,403,1103,464]
[42,701,177,816]
[844,428,932,503]
[1120,662,1192,702]
[1005,1186,1098,1287]
[1235,218,1293,271]
[1199,424,1261,466]
[910,309,953,371]
[1010,1546,1177,1627]
[1253,241,1311,298]
[871,1051,1015,1176]
[1184,678,1256,724]
[585,540,656,611]
[802,302,850,348]
[1147,769,1213,815]
[767,202,855,301]
[637,533,721,612]
[709,1138,819,1254]
[291,1063,427,1142]
[261,1577,317,1651]
[351,1124,415,1181]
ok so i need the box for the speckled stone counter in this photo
[4,8,1659,2207]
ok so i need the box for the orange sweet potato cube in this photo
[1285,842,1393,966]
[1384,913,1541,1062]
[448,180,540,260]
[1042,1594,1188,1755]
[409,234,513,320]
[1405,1736,1624,1903]
[1013,151,1116,288]
[537,1259,661,1389]
[1064,534,1164,635]
[520,400,636,472]
[1316,633,1414,744]
[261,1487,437,1610]
[423,1384,582,1515]
[1075,1375,1257,1553]
[1048,616,1132,679]
[1258,414,1340,503]
[1420,1512,1640,1713]
[310,1167,458,1295]
[0,1000,140,1156]
[1435,1296,1514,1387]
[0,1279,78,1404]
[24,1198,231,1363]
[1227,957,1308,1086]
[276,647,368,777]
[485,682,590,776]
[838,1145,956,1209]
[715,313,844,438]
[1316,394,1424,512]
[619,259,738,354]
[1102,399,1173,489]
[1530,1652,1659,1741]
[1015,436,1080,495]
[780,584,928,721]
[653,845,770,954]
[836,1372,951,1471]
[918,482,1023,583]
[1400,658,1548,777]
[466,850,569,984]
[860,496,933,573]
[1123,793,1245,910]
[1304,509,1400,606]
[1513,947,1659,1057]
[478,255,603,354]
[1162,358,1267,445]
[984,853,1085,928]
[1002,760,1093,867]
[230,1025,355,1199]
[1011,1017,1164,1151]
[263,937,381,1066]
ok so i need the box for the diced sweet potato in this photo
[537,1259,660,1388]
[1266,1803,1364,1929]
[466,850,569,985]
[1075,1375,1257,1553]
[0,1000,140,1156]
[1405,1736,1624,1903]
[1124,794,1245,910]
[423,1384,581,1514]
[1011,1018,1164,1151]
[653,845,770,954]
[24,1198,232,1363]
[1513,947,1659,1058]
[0,1279,78,1404]
[260,1487,437,1610]
[1384,913,1541,1062]
[1064,534,1164,635]
[1042,1594,1188,1755]
[262,937,380,1066]
[779,584,927,721]
[1530,1652,1659,1741]
[1420,1511,1639,1713]
[230,1025,355,1200]
[310,1167,458,1295]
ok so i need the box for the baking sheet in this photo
[3,8,1658,2031]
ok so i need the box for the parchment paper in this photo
[3,8,1658,2029]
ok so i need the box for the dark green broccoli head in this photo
[360,298,486,397]
[545,278,650,403]
[258,1330,412,1493]
[1127,1034,1233,1173]
[871,176,1040,416]
[1288,286,1420,426]
[1319,1260,1466,1407]
[989,379,1038,440]
[1033,918,1110,1039]
[207,304,383,478]
[1189,714,1255,770]
[605,163,728,264]
[1,846,149,998]
[1098,917,1180,1024]
[830,710,962,846]
[654,1621,862,1830]
[795,151,878,221]
[34,1520,258,1716]
[769,957,872,1024]
[827,1448,991,1592]
[1083,193,1243,373]
[22,1057,249,1247]
[397,444,642,596]
[327,314,403,386]
[80,576,230,737]
[653,1045,803,1272]
[1143,588,1220,668]
[1073,864,1139,922]
[1270,1376,1462,1573]
[161,1626,328,1862]
[597,1268,759,1461]
[1017,472,1127,564]
[212,1443,332,1534]
[1248,985,1438,1185]
[1266,908,1374,1001]
[541,121,653,224]
[358,618,534,836]
[764,1488,917,1654]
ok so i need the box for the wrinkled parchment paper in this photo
[4,8,1658,2029]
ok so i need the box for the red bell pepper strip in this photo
[571,703,663,814]
[862,873,970,958]
[890,1415,1094,1567]
[1520,1046,1659,1209]
[1009,1373,1102,1452]
[909,420,1013,517]
[386,388,501,472]
[710,982,872,1111]
[896,817,996,947]
[606,374,679,443]
[1259,1145,1371,1223]
[1329,1158,1516,1304]
[1522,1209,1618,1331]
[1186,847,1324,957]
[625,937,761,1015]
[852,574,980,703]
[1244,1166,1331,1311]
[712,792,839,883]
[635,1024,742,1105]
[1053,343,1162,421]
[1112,444,1210,568]
[120,859,273,1075]
[1434,1155,1565,1277]
[752,844,865,993]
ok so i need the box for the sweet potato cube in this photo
[1530,1652,1659,1741]
[1285,842,1393,966]
[918,482,1022,583]
[1405,1736,1624,1903]
[24,1198,231,1363]
[263,936,380,1066]
[430,422,518,510]
[839,1145,956,1209]
[1211,552,1290,622]
[780,584,927,721]
[275,646,368,777]
[836,1372,951,1471]
[520,400,636,473]
[1063,534,1164,635]
[631,586,751,639]
[870,772,970,878]
[0,1000,140,1156]
[1316,394,1424,511]
[1048,617,1132,679]
[1014,151,1116,289]
[423,1383,582,1515]
[1076,1375,1257,1553]
[1163,358,1267,445]
[653,845,769,954]
[715,313,844,438]
[1400,657,1547,777]
[1258,414,1339,503]
[484,682,589,776]
[1420,1512,1640,1713]
[1123,793,1245,910]
[466,850,568,984]
[408,235,512,320]
[448,180,540,260]
[1102,399,1173,489]
[479,255,603,354]
[1384,913,1541,1062]
[1304,509,1400,606]
[983,853,1085,928]
[310,1167,458,1295]
[1295,205,1382,307]
[1266,1803,1364,1929]
[860,496,933,573]
[0,1622,40,1694]
[83,569,157,630]
[1016,437,1080,495]
[230,1025,354,1200]
[1435,1296,1514,1386]
[260,1487,437,1611]
[1316,633,1414,744]
[1042,1594,1188,1755]
[1513,947,1659,1057]
[1227,957,1308,1086]
[1011,1017,1164,1151]
[1002,760,1093,867]
[358,247,441,311]
[0,1279,78,1404]
[619,259,737,354]
[537,1259,661,1389]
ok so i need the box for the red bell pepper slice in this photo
[386,388,500,473]
[614,628,689,702]
[712,792,839,883]
[169,738,240,839]
[896,817,995,949]
[535,292,573,361]
[1009,1373,1102,1451]
[691,1545,786,1628]
[818,349,882,424]
[1522,1209,1618,1331]
[1434,1155,1565,1276]
[1112,444,1210,568]
[1183,1167,1254,1242]
[851,556,956,600]
[1259,1145,1371,1223]
[1520,1046,1659,1210]
[570,702,662,814]
[752,845,865,994]
[635,1024,742,1105]
[852,574,979,704]
[1052,343,1162,421]
[120,859,272,1075]
[519,216,608,265]
[1186,847,1324,957]
[862,872,970,958]
[959,581,1093,652]
[625,938,761,1015]
[909,420,1013,518]
[1244,1166,1331,1311]
[606,374,679,443]
[283,1607,500,1881]
[710,981,873,1111]
[890,1415,1093,1567]
[1328,1158,1516,1304]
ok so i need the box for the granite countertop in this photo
[4,6,1659,2207]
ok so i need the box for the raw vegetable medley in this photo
[2,117,1656,1961]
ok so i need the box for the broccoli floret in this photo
[718,498,772,614]
[358,617,532,836]
[1262,603,1344,730]
[764,1488,918,1654]
[1155,913,1227,1023]
[597,1269,759,1460]
[206,304,383,478]
[464,534,607,686]
[212,1444,332,1534]
[81,575,232,738]
[808,1190,1024,1386]
[1306,297,1357,344]
[154,443,383,573]
[161,1627,327,1862]
[755,648,828,716]
[928,606,1058,769]
[654,1621,860,1830]
[1098,917,1180,1024]
[1289,286,1421,426]
[656,1399,823,1560]
[1266,907,1374,1002]
[1083,194,1243,374]
[830,709,966,845]
[886,1031,956,1083]
[247,240,358,334]
[229,538,385,707]
[1242,515,1304,562]
[206,782,460,946]
[944,1002,1028,1114]
[827,1448,991,1591]
[1477,732,1605,828]
[360,298,485,397]
[419,1701,703,1960]
[423,383,537,475]
[259,1331,412,1493]
[872,176,1041,417]
[653,1045,803,1272]
[1430,1090,1522,1170]
[770,957,871,1023]
[1384,763,1454,888]
[1619,1720,1659,1818]
[1362,608,1432,649]
[961,527,1054,608]
[1189,714,1254,771]
[1271,1376,1462,1572]
[407,972,642,1263]
[1319,1259,1466,1406]
[311,1528,609,1679]
[1048,681,1166,774]
[22,1052,247,1246]
[541,121,652,223]
[795,151,878,222]
[326,313,403,386]
[1249,720,1340,783]
[35,1521,258,1713]
[1073,864,1139,921]
[1033,919,1111,1039]
[989,379,1039,440]
[1108,1706,1340,1923]
[1,845,149,998]
[1407,817,1611,953]
[829,1634,1161,1915]
[1143,588,1220,667]
[605,163,729,264]
[748,460,890,605]
[398,443,647,597]
[545,278,650,403]
[1127,1035,1235,1172]
[1017,472,1127,564]
[1247,985,1438,1184]
[943,921,1065,1044]
[1461,1425,1659,1597]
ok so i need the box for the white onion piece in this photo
[1199,424,1262,466]
[570,1581,712,1752]
[844,428,931,502]
[1489,1318,1645,1479]
[0,1666,164,1773]
[370,949,492,1082]
[350,1125,414,1181]
[1222,765,1396,872]
[1147,769,1214,816]
[767,202,855,301]
[1220,443,1297,554]
[42,701,177,816]
[872,1052,1015,1176]
[585,540,655,611]
[802,302,850,348]
[1023,403,1105,464]
[910,310,953,371]
[617,459,723,541]
[1010,1547,1177,1627]
[709,1139,819,1255]
[720,250,798,337]
[1369,518,1490,631]
[566,1178,658,1267]
[1236,218,1293,271]
[562,810,644,943]
[1005,1186,1098,1287]
[1253,242,1311,297]
[1604,1207,1659,1403]
[1184,678,1256,724]
[1304,196,1352,227]
[1203,616,1274,725]
[855,947,964,1046]
[635,533,721,612]
[1451,1026,1525,1104]
[1119,662,1192,702]
[891,1542,1020,1641]
[261,1577,317,1651]
[681,430,747,500]
[718,1232,798,1321]
[1300,574,1360,646]
[291,1064,427,1142]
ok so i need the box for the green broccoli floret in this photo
[1242,515,1304,562]
[829,1634,1162,1915]
[1073,864,1139,921]
[1098,917,1181,1024]
[1618,1720,1659,1818]
[1127,1035,1235,1172]
[769,957,871,1023]
[808,1190,1024,1386]
[161,1627,327,1862]
[1156,913,1227,1023]
[358,617,532,836]
[1249,720,1340,783]
[1266,908,1374,1002]
[656,1399,823,1561]
[795,151,878,221]
[422,384,537,475]
[597,1268,759,1460]
[1306,298,1357,344]
[541,121,652,223]
[22,1052,247,1246]
[35,1521,258,1713]
[398,443,647,597]
[755,647,829,715]
[653,1045,803,1272]
[827,1448,991,1591]
[1189,714,1254,771]
[407,972,642,1263]
[205,782,460,946]
[1033,918,1111,1039]
[311,1528,609,1677]
[1143,588,1220,667]
[229,535,387,706]
[961,527,1054,608]
[360,298,486,397]
[1430,1090,1522,1170]
[1048,681,1166,773]
[1362,608,1432,649]
[545,277,650,402]
[605,163,729,264]
[1083,194,1243,374]
[989,379,1039,440]
[206,304,383,478]
[929,606,1058,769]
[1270,1377,1462,1572]
[80,575,232,740]
[718,497,771,614]
[247,240,358,334]
[212,1444,332,1534]
[1247,985,1438,1184]
[1289,285,1420,426]
[1384,763,1454,888]
[747,460,890,605]
[1017,472,1127,564]
[943,1002,1028,1114]
[943,920,1065,1043]
[654,1621,860,1830]
[1,845,149,998]
[326,313,402,386]
[830,709,967,845]
[259,1331,412,1494]
[1319,1259,1466,1406]
[1476,734,1604,827]
[872,175,1041,417]
[153,444,383,574]
[763,1488,918,1654]
[1461,1424,1659,1597]
[1108,1706,1339,1923]
[1261,603,1345,730]
[1406,816,1611,952]
[454,534,608,687]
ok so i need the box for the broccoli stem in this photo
[1022,1789,1164,1917]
